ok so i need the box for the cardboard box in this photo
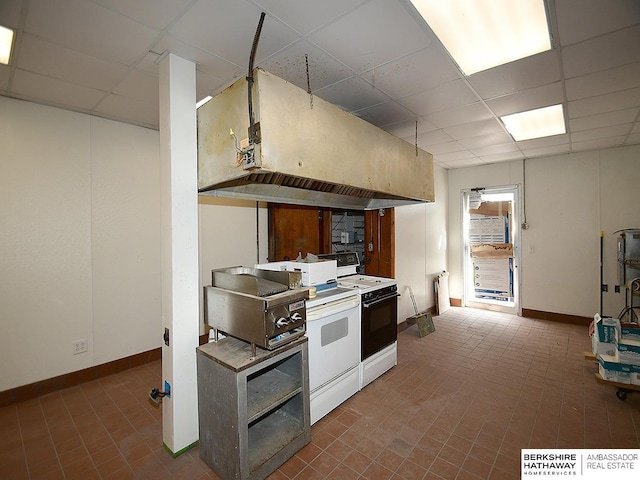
[469,201,511,217]
[470,243,513,259]
[592,314,620,343]
[592,333,617,357]
[597,354,633,384]
[255,259,337,287]
[473,257,513,301]
[621,323,640,342]
[615,337,640,366]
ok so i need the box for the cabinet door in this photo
[268,204,332,261]
[363,208,395,278]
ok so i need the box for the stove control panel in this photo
[363,284,397,302]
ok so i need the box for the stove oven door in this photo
[306,296,361,391]
[361,292,399,360]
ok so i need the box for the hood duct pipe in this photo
[247,12,265,146]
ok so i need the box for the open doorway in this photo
[462,186,521,315]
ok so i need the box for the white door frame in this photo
[461,185,521,316]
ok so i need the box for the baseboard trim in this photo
[5,307,589,408]
[521,308,591,326]
[398,305,592,330]
[0,333,211,408]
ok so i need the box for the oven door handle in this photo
[362,292,400,308]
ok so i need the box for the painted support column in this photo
[158,53,199,455]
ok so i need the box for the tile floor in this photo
[1,307,639,480]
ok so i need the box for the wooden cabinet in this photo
[268,204,394,278]
[364,208,395,278]
[197,336,310,480]
[268,204,332,261]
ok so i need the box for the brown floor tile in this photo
[3,307,640,480]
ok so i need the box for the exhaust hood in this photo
[197,68,434,210]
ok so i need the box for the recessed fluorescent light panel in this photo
[0,25,15,65]
[501,104,565,141]
[409,0,551,75]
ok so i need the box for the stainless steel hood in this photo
[197,69,434,210]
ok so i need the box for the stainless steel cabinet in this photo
[197,336,310,480]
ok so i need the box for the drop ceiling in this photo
[1,0,639,169]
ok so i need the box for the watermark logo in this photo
[522,450,638,479]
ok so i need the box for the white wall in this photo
[0,97,161,391]
[395,164,448,323]
[446,146,640,318]
[198,197,269,328]
[0,97,267,392]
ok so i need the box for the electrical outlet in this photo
[73,339,88,355]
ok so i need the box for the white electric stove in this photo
[318,253,399,389]
[256,260,361,424]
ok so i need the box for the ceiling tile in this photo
[361,46,459,99]
[426,141,468,155]
[195,71,228,103]
[259,40,353,92]
[384,118,438,140]
[626,133,640,144]
[468,51,561,100]
[459,132,513,150]
[169,0,296,68]
[0,0,22,29]
[570,108,639,132]
[152,35,245,83]
[517,134,570,150]
[94,93,158,128]
[112,70,158,103]
[554,0,640,46]
[355,101,415,128]
[571,124,633,143]
[568,88,640,118]
[314,76,389,112]
[25,0,160,66]
[254,0,368,35]
[416,129,454,146]
[426,102,494,128]
[485,82,564,117]
[522,144,571,158]
[572,136,627,151]
[399,79,479,116]
[135,52,162,76]
[443,118,505,141]
[17,34,130,92]
[471,143,519,157]
[0,65,9,92]
[439,157,485,169]
[565,62,640,101]
[478,152,524,164]
[562,25,640,78]
[93,0,194,30]
[11,69,106,111]
[308,0,432,74]
[433,150,477,163]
